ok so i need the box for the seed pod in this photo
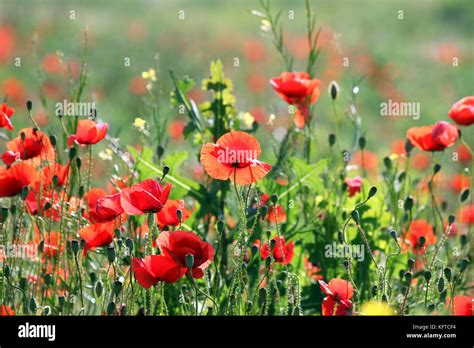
[107,302,116,315]
[260,205,268,220]
[460,258,469,272]
[328,134,336,147]
[107,246,116,263]
[162,165,170,177]
[390,230,397,240]
[433,163,441,174]
[270,194,279,204]
[407,258,415,269]
[71,240,80,254]
[49,135,57,147]
[404,196,414,211]
[405,272,413,285]
[460,189,469,202]
[185,254,194,270]
[439,289,447,302]
[113,281,122,297]
[383,157,392,170]
[26,100,33,111]
[371,285,378,297]
[217,220,225,234]
[329,81,339,100]
[367,186,377,199]
[424,271,432,282]
[358,137,366,150]
[351,210,360,224]
[448,214,455,225]
[29,297,38,313]
[95,280,103,297]
[438,277,445,293]
[76,157,82,169]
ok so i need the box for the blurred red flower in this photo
[156,230,214,279]
[270,72,320,128]
[450,174,470,193]
[304,257,323,282]
[460,205,474,225]
[0,162,38,198]
[68,120,108,146]
[0,304,15,316]
[448,96,474,126]
[452,296,473,316]
[402,220,437,254]
[406,121,459,152]
[345,176,362,197]
[0,25,15,63]
[259,236,294,265]
[1,78,26,106]
[120,179,171,215]
[200,131,271,185]
[319,279,353,316]
[0,103,14,130]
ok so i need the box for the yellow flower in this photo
[141,68,157,82]
[360,301,394,316]
[133,117,147,130]
[241,112,255,129]
[98,148,113,161]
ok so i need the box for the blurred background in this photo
[0,0,473,160]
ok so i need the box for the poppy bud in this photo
[217,220,225,234]
[49,135,57,147]
[115,228,121,240]
[71,240,80,254]
[107,246,116,263]
[367,186,377,199]
[448,214,455,225]
[459,258,469,272]
[371,285,378,297]
[69,147,77,160]
[341,211,347,220]
[52,175,59,187]
[338,231,344,243]
[266,230,272,239]
[162,165,170,179]
[251,244,259,256]
[258,288,267,305]
[343,260,350,269]
[58,296,66,307]
[328,134,336,147]
[433,163,441,174]
[443,268,452,282]
[4,265,10,277]
[329,81,339,100]
[260,205,268,220]
[351,210,360,224]
[404,139,414,155]
[460,189,469,202]
[439,289,447,302]
[405,271,413,285]
[21,186,29,200]
[419,236,426,247]
[398,172,406,183]
[20,131,26,142]
[29,297,38,313]
[265,256,272,268]
[427,303,435,313]
[89,272,97,284]
[407,258,415,269]
[107,302,116,315]
[26,100,33,111]
[390,230,397,240]
[0,207,8,222]
[76,157,82,169]
[270,194,278,204]
[185,253,195,271]
[383,156,392,170]
[43,274,52,285]
[270,238,277,249]
[438,277,444,293]
[113,280,123,296]
[460,234,467,247]
[176,208,183,222]
[78,185,85,199]
[424,271,431,282]
[358,137,366,150]
[126,238,134,252]
[156,145,165,159]
[95,280,103,297]
[404,196,414,211]
[381,294,388,302]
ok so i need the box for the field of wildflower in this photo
[0,0,472,322]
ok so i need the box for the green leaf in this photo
[281,159,327,198]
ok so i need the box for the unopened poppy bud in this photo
[358,137,366,150]
[383,157,392,170]
[328,134,336,147]
[460,189,469,202]
[367,186,377,199]
[407,258,415,269]
[0,208,8,222]
[270,194,278,204]
[126,238,134,252]
[371,285,378,297]
[260,205,268,220]
[106,302,115,315]
[329,81,339,100]
[29,297,38,313]
[76,157,82,169]
[156,145,165,159]
[266,230,272,239]
[448,214,455,225]
[26,100,33,111]
[398,172,406,183]
[381,294,388,302]
[433,163,441,174]
[443,268,452,282]
[162,165,170,179]
[69,147,77,160]
[95,280,103,297]
[460,234,467,247]
[439,289,447,302]
[405,272,413,284]
[176,208,183,222]
[251,244,259,255]
[258,288,267,304]
[265,256,272,268]
[113,280,123,296]
[52,175,59,187]
[21,186,29,200]
[460,258,469,272]
[217,220,225,234]
[437,277,444,293]
[404,139,414,155]
[58,296,66,307]
[390,230,397,240]
[107,246,116,263]
[78,185,85,199]
[90,272,97,284]
[351,210,360,224]
[185,253,194,270]
[49,135,57,147]
[71,240,80,254]
[424,271,431,282]
[270,238,277,249]
[4,265,10,277]
[419,236,426,247]
[404,196,414,211]
[343,260,350,269]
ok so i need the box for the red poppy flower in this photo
[2,128,54,166]
[452,296,473,316]
[0,26,15,63]
[39,162,70,188]
[304,257,323,282]
[78,221,115,254]
[132,255,186,288]
[1,78,26,105]
[270,72,320,128]
[448,96,474,126]
[460,205,474,225]
[260,194,287,224]
[259,236,294,265]
[156,230,214,279]
[406,121,459,152]
[450,174,470,193]
[120,179,171,215]
[34,226,61,257]
[0,304,15,316]
[319,279,353,316]
[95,193,124,222]
[25,189,61,220]
[0,162,38,197]
[85,188,107,223]
[345,176,362,197]
[156,199,192,229]
[68,120,108,146]
[456,144,472,164]
[0,103,14,130]
[200,131,272,186]
[353,150,378,173]
[402,220,437,254]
